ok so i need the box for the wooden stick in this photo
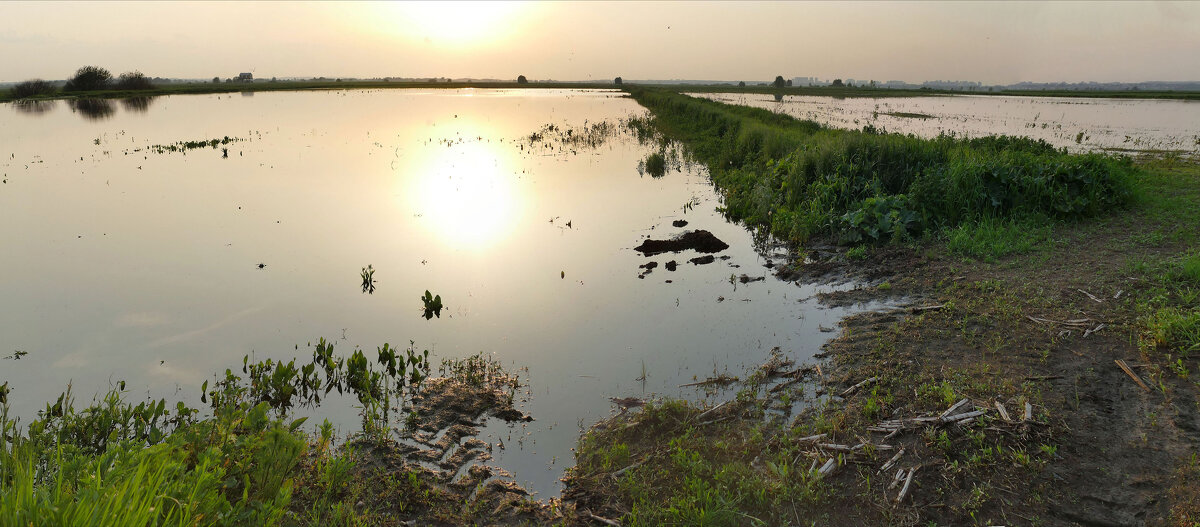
[840,376,878,397]
[796,433,826,443]
[994,401,1011,422]
[817,443,855,452]
[887,468,905,489]
[1115,359,1151,392]
[817,457,837,477]
[895,467,917,503]
[938,398,970,420]
[1078,289,1104,303]
[587,512,622,527]
[941,409,987,423]
[1113,289,1124,299]
[696,401,728,421]
[1084,324,1107,338]
[1023,402,1032,421]
[879,447,905,473]
[911,304,944,312]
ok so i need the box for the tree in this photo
[614,77,622,85]
[786,79,793,87]
[63,66,112,92]
[213,77,220,84]
[10,79,56,99]
[831,78,844,87]
[517,75,528,84]
[772,75,786,89]
[115,71,154,90]
[738,81,746,88]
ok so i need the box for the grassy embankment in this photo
[0,80,621,104]
[564,89,1200,525]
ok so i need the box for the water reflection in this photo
[68,98,115,120]
[120,96,157,113]
[12,100,57,115]
[408,135,523,250]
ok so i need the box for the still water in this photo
[1,89,860,496]
[696,92,1200,156]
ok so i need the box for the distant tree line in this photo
[7,65,156,99]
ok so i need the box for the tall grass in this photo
[627,88,1138,246]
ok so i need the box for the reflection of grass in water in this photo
[360,265,376,294]
[645,152,666,177]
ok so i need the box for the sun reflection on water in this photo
[408,137,524,251]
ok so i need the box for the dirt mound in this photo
[634,230,729,256]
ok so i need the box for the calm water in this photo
[695,92,1200,155]
[1,89,861,496]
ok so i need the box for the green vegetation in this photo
[627,88,1136,248]
[63,66,114,92]
[0,339,432,526]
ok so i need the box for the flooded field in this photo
[0,89,863,497]
[696,92,1200,156]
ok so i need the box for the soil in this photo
[634,229,730,256]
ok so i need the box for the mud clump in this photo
[689,255,715,265]
[665,260,678,271]
[634,230,729,256]
[672,219,688,228]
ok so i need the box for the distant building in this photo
[792,76,823,86]
[237,72,253,82]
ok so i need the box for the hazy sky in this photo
[2,1,1198,84]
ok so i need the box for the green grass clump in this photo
[626,88,1138,246]
[1143,307,1200,356]
[945,217,1053,262]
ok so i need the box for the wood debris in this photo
[840,376,878,397]
[878,447,905,473]
[1083,323,1107,338]
[994,401,1011,422]
[817,457,837,477]
[1115,359,1151,392]
[1023,401,1032,422]
[1078,288,1104,303]
[586,511,622,527]
[911,304,944,312]
[895,466,918,503]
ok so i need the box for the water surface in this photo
[1,89,858,496]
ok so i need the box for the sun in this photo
[381,1,532,48]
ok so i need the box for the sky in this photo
[2,1,1198,84]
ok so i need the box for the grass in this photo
[625,88,1137,248]
[944,216,1054,262]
